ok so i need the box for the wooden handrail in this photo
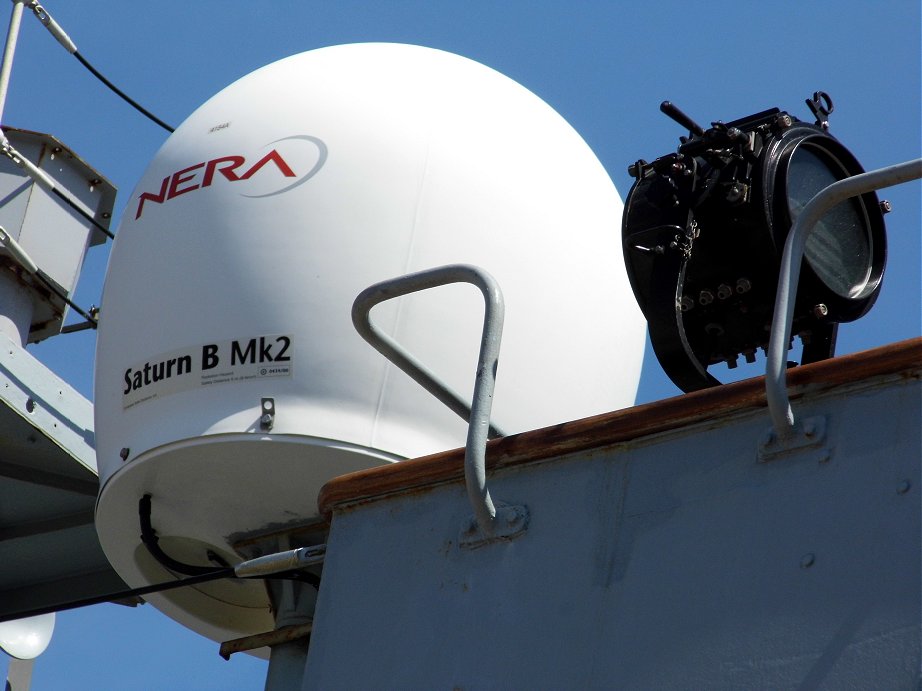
[319,338,922,521]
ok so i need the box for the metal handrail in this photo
[766,158,922,438]
[352,264,506,535]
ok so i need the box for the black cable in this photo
[0,136,114,240]
[73,51,175,133]
[138,494,322,589]
[49,187,114,240]
[285,569,321,589]
[0,568,234,623]
[0,497,320,622]
[60,319,97,334]
[0,560,318,623]
[140,494,226,576]
[34,269,98,327]
[30,3,173,132]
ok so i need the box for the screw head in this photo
[726,184,743,203]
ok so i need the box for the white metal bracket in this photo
[460,503,529,549]
[758,415,829,464]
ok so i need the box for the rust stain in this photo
[219,621,313,659]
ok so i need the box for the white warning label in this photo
[122,334,293,409]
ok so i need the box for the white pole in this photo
[0,0,27,125]
[6,657,35,691]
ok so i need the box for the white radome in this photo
[94,43,645,645]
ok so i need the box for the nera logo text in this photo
[134,135,327,219]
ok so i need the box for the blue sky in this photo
[3,1,919,688]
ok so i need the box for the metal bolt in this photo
[260,397,275,431]
[698,289,715,306]
[704,322,725,337]
[776,114,793,128]
[679,295,694,312]
[736,277,752,294]
[717,284,733,300]
[879,199,892,214]
[803,419,816,438]
[813,304,828,319]
[800,553,815,569]
[897,479,911,495]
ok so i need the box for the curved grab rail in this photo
[352,264,506,535]
[766,158,922,438]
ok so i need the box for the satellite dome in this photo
[94,43,645,644]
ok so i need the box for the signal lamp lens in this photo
[787,146,873,299]
[622,94,887,393]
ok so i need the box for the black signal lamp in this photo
[622,92,887,392]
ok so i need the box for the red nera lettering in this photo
[135,149,296,219]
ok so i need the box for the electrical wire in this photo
[0,135,115,241]
[30,2,174,133]
[0,568,235,622]
[139,494,227,576]
[138,494,322,588]
[73,51,175,133]
[49,187,114,240]
[34,269,98,326]
[0,222,99,327]
[0,556,319,623]
[0,484,324,622]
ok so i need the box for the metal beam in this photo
[0,508,94,542]
[0,460,96,495]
